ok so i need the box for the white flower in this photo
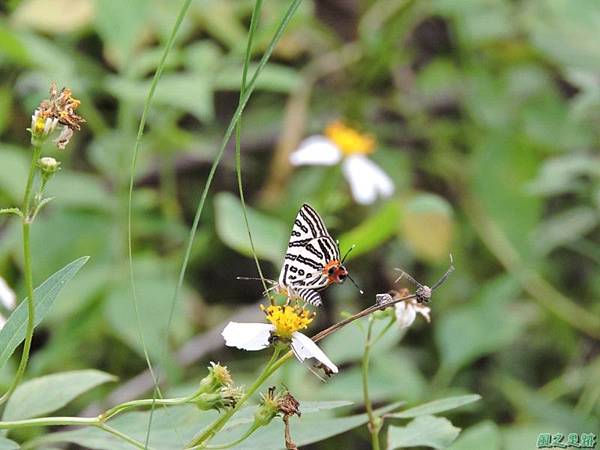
[30,109,58,138]
[222,306,338,377]
[394,299,431,329]
[0,276,16,331]
[290,121,394,205]
[0,276,16,310]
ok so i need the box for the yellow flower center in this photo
[261,305,314,339]
[325,121,375,156]
[34,116,46,134]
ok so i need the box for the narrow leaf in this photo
[389,394,481,418]
[0,256,89,369]
[3,370,116,421]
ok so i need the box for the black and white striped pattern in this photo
[278,204,341,306]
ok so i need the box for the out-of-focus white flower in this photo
[222,305,338,377]
[290,121,394,205]
[394,299,431,329]
[0,276,16,310]
[0,276,16,330]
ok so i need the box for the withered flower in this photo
[279,391,301,450]
[30,82,85,149]
[254,387,301,449]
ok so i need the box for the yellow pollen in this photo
[261,305,314,339]
[325,121,375,156]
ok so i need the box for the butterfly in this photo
[278,204,358,306]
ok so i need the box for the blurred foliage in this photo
[0,0,599,448]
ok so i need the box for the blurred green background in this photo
[0,0,599,449]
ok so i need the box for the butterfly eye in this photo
[328,267,335,276]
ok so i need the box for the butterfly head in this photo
[324,260,348,284]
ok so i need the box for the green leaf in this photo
[449,421,501,450]
[524,0,600,73]
[34,400,366,450]
[219,402,403,449]
[94,0,150,69]
[105,258,191,361]
[390,394,481,418]
[0,256,89,370]
[30,406,213,450]
[338,201,402,261]
[0,145,28,202]
[105,73,214,122]
[0,437,19,450]
[533,207,598,255]
[471,133,541,259]
[214,192,288,265]
[3,370,116,421]
[400,193,454,263]
[435,275,525,375]
[388,415,461,449]
[215,63,301,93]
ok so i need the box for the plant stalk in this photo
[362,317,381,450]
[186,348,281,448]
[0,145,42,405]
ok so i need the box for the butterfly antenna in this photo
[341,244,356,264]
[431,254,455,291]
[393,268,422,288]
[347,274,364,295]
[236,276,277,285]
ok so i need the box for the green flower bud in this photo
[37,157,61,175]
[195,386,243,412]
[198,362,233,394]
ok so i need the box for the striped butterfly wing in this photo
[278,205,341,306]
[280,236,340,289]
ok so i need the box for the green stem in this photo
[186,348,281,448]
[0,416,97,429]
[362,317,381,450]
[193,423,261,450]
[0,145,42,406]
[235,0,270,300]
[188,292,419,448]
[102,396,192,422]
[97,422,154,450]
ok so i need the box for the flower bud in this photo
[37,157,60,175]
[198,362,233,394]
[195,386,243,412]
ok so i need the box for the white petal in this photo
[222,322,274,351]
[291,332,338,374]
[342,156,395,204]
[394,302,417,329]
[416,304,431,323]
[0,277,16,310]
[290,136,342,166]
